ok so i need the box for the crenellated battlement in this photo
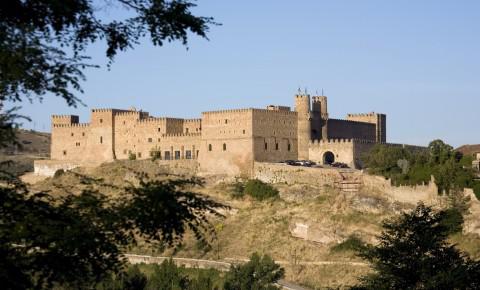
[70,123,90,128]
[52,114,78,119]
[184,118,202,123]
[312,96,327,102]
[202,108,253,115]
[161,132,201,138]
[53,123,89,128]
[295,94,310,99]
[347,112,378,118]
[91,108,115,113]
[309,138,379,146]
[329,118,376,125]
[115,111,142,117]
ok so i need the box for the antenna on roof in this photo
[322,88,324,96]
[297,87,301,94]
[304,87,308,94]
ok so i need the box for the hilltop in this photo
[28,159,480,289]
[0,129,50,175]
[457,144,480,157]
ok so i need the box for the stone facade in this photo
[42,93,390,176]
[473,152,480,171]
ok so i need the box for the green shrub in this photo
[150,149,161,161]
[230,182,245,199]
[128,152,137,160]
[243,179,279,201]
[224,253,284,290]
[472,181,480,200]
[97,265,147,290]
[147,259,188,290]
[440,207,464,235]
[330,235,365,253]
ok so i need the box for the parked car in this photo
[286,160,300,166]
[331,162,349,168]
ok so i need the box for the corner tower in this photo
[294,93,311,160]
[311,95,329,140]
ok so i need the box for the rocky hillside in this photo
[457,144,480,157]
[29,159,480,289]
[0,129,50,175]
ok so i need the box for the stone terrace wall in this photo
[253,162,347,186]
[33,159,99,176]
[126,254,231,272]
[361,174,439,204]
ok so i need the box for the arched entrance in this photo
[323,151,335,165]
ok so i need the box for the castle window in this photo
[82,132,85,136]
[148,138,152,143]
[223,143,227,151]
[158,128,161,132]
[71,133,74,137]
[225,119,228,124]
[100,118,103,123]
[185,150,192,159]
[174,151,180,160]
[63,150,67,156]
[243,130,245,134]
[100,136,103,144]
[158,138,161,142]
[164,151,171,160]
[275,143,279,150]
[137,152,142,158]
[288,143,291,151]
[208,144,212,151]
[123,121,126,125]
[75,142,80,147]
[185,128,189,133]
[123,149,127,154]
[264,143,268,150]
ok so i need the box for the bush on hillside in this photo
[330,235,366,253]
[362,140,479,196]
[243,179,279,201]
[224,253,284,290]
[128,152,137,160]
[230,181,245,199]
[97,265,147,290]
[150,150,161,161]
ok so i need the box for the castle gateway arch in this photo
[323,151,335,165]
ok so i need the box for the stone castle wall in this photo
[327,119,376,141]
[45,94,390,177]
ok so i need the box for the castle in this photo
[42,93,388,176]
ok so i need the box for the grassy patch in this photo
[330,235,365,253]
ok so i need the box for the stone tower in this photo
[311,95,329,140]
[295,93,311,160]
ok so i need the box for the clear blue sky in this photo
[12,0,480,147]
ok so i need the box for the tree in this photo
[0,0,218,147]
[0,0,217,106]
[0,173,226,289]
[224,253,285,290]
[353,203,480,290]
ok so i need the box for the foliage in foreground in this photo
[99,253,284,290]
[0,174,225,289]
[353,203,480,290]
[99,260,223,290]
[236,179,279,201]
[362,139,480,197]
[224,253,285,290]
